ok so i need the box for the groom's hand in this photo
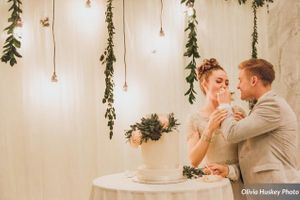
[204,163,229,178]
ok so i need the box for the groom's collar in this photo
[256,90,275,104]
[248,90,275,114]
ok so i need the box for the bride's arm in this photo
[187,109,228,167]
[188,128,214,167]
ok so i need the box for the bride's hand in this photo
[207,109,228,133]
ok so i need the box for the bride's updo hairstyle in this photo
[197,58,224,95]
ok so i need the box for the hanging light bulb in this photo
[123,82,128,92]
[187,6,195,17]
[159,0,165,37]
[86,0,91,7]
[123,0,128,92]
[16,18,23,27]
[51,0,58,83]
[159,27,165,37]
[51,72,58,82]
[13,18,23,38]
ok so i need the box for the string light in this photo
[159,0,165,36]
[122,0,128,91]
[186,2,195,17]
[13,18,23,38]
[51,0,58,82]
[16,18,23,27]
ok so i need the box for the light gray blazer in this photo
[221,91,298,184]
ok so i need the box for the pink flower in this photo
[130,130,142,148]
[159,116,169,129]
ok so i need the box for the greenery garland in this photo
[100,0,116,139]
[236,0,273,109]
[251,1,258,59]
[181,0,200,104]
[237,0,273,59]
[1,0,23,66]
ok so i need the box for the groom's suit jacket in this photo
[221,91,298,184]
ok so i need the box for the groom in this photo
[217,58,298,184]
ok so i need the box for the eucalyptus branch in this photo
[100,0,116,139]
[181,0,200,104]
[1,0,23,66]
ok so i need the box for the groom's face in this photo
[237,69,253,100]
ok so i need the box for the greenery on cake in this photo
[125,113,180,147]
[183,166,205,179]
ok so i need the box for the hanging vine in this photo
[181,0,200,104]
[236,0,273,59]
[236,0,273,109]
[251,1,258,59]
[1,0,23,66]
[100,0,116,139]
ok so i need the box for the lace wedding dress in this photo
[187,111,245,200]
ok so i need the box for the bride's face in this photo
[203,70,229,101]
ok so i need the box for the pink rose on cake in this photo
[158,116,169,129]
[125,113,179,147]
[129,130,142,148]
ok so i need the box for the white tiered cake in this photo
[136,130,183,183]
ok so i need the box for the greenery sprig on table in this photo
[125,113,180,144]
[1,0,23,66]
[181,0,200,104]
[100,0,116,139]
[183,166,205,179]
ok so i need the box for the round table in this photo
[90,173,233,200]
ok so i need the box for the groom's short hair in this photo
[239,58,275,86]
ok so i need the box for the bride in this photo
[187,58,245,200]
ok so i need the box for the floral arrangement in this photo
[125,113,180,147]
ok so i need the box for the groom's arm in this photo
[221,99,280,143]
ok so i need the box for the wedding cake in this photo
[125,113,183,183]
[136,130,183,183]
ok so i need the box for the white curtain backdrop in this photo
[0,0,299,199]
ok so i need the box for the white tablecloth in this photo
[89,173,233,200]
